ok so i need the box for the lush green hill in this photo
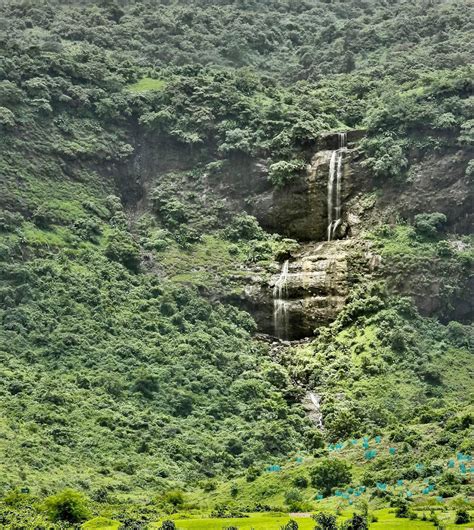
[0,0,472,528]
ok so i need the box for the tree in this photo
[284,488,303,511]
[340,514,369,530]
[310,459,352,496]
[312,512,338,530]
[43,489,90,523]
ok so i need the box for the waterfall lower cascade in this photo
[273,259,290,340]
[308,392,324,429]
[327,132,347,241]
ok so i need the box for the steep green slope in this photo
[0,0,472,528]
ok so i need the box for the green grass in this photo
[149,509,474,529]
[366,225,435,259]
[129,77,167,92]
[82,517,121,529]
[154,513,316,529]
[161,235,246,291]
[22,222,71,247]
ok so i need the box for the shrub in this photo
[72,217,102,242]
[394,500,410,518]
[281,520,299,530]
[105,195,123,214]
[246,466,261,482]
[414,212,447,238]
[202,480,217,492]
[310,459,352,496]
[43,489,90,523]
[268,159,305,188]
[158,198,189,228]
[312,512,337,530]
[305,429,325,450]
[284,488,303,510]
[104,230,141,271]
[32,205,57,229]
[159,521,176,530]
[293,475,309,489]
[436,240,453,257]
[0,106,15,127]
[133,369,160,398]
[455,509,470,524]
[161,490,184,508]
[224,214,264,242]
[0,210,23,231]
[340,514,369,530]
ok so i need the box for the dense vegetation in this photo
[0,0,472,527]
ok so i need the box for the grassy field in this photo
[147,509,474,529]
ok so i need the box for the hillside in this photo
[0,0,472,528]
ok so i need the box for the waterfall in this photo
[327,132,347,241]
[309,392,324,429]
[273,260,289,340]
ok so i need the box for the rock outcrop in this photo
[240,240,360,340]
[246,130,371,241]
[376,148,473,233]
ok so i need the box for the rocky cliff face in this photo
[117,129,471,339]
[238,239,374,340]
[246,130,371,241]
[376,148,473,233]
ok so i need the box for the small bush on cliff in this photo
[268,159,305,188]
[414,212,447,238]
[224,214,264,241]
[361,135,408,179]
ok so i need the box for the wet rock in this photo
[240,240,361,339]
[248,142,372,241]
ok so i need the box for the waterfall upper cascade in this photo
[327,132,347,241]
[273,259,290,340]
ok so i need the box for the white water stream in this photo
[327,132,347,241]
[273,259,289,339]
[308,391,324,429]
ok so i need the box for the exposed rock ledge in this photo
[236,239,378,340]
